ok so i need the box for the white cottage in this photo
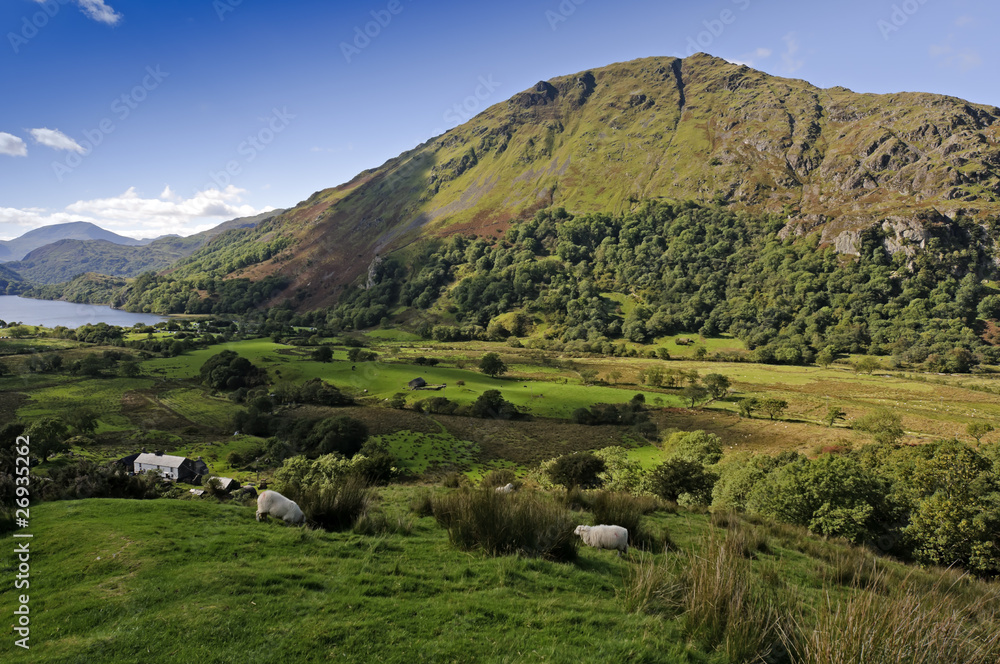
[134,452,197,482]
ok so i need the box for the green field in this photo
[8,490,998,663]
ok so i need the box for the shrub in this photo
[480,468,516,488]
[647,459,716,504]
[432,488,578,561]
[295,475,371,531]
[587,491,648,541]
[547,452,606,490]
[663,430,723,465]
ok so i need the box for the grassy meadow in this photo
[6,328,1000,662]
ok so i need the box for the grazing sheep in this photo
[495,482,515,494]
[256,490,304,525]
[574,524,629,555]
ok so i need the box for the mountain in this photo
[162,53,1000,310]
[7,210,284,284]
[0,221,154,262]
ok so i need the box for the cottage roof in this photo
[134,453,190,468]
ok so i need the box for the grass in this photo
[11,497,692,663]
[17,490,1000,663]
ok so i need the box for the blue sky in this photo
[0,0,996,240]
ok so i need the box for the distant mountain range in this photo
[4,211,284,284]
[0,221,159,263]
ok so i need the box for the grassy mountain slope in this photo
[13,495,1000,663]
[0,221,152,262]
[170,53,1000,309]
[8,210,283,284]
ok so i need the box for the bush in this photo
[432,488,578,561]
[647,459,716,504]
[588,491,662,548]
[480,468,516,488]
[295,475,371,531]
[547,452,606,490]
[663,430,723,465]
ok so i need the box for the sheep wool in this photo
[256,490,305,525]
[495,483,515,494]
[574,524,628,555]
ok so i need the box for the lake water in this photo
[0,296,166,329]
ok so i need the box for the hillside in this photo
[166,53,1000,309]
[12,494,1000,663]
[0,221,152,263]
[8,210,284,284]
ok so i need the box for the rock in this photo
[833,230,863,256]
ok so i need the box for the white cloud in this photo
[929,38,983,72]
[29,128,85,153]
[731,47,772,67]
[0,186,273,241]
[781,33,804,73]
[0,133,27,157]
[34,0,123,26]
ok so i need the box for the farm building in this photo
[208,477,240,492]
[192,457,210,478]
[134,452,197,482]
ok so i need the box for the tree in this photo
[824,406,846,428]
[118,360,141,378]
[703,373,730,399]
[967,422,994,445]
[737,397,760,419]
[66,408,98,436]
[470,390,519,420]
[761,398,788,420]
[578,369,599,385]
[200,350,267,391]
[746,454,886,544]
[28,418,69,462]
[311,346,334,363]
[816,347,836,368]
[479,352,507,378]
[663,430,723,465]
[307,416,369,458]
[647,459,715,504]
[852,356,881,375]
[853,408,904,445]
[546,452,606,489]
[608,370,622,384]
[681,385,709,408]
[643,365,664,387]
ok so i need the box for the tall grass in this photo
[620,529,785,662]
[294,475,371,531]
[785,568,1000,664]
[432,487,578,561]
[676,531,785,662]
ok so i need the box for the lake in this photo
[0,296,166,329]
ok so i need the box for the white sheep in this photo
[495,482,515,494]
[256,490,304,525]
[574,524,629,555]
